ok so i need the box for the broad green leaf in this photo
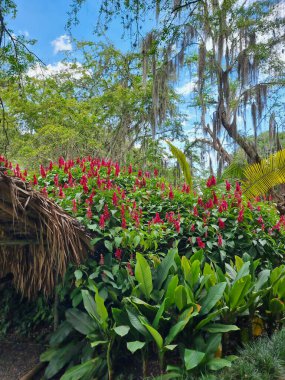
[165,275,178,308]
[60,359,97,380]
[165,306,198,345]
[184,349,205,370]
[174,285,187,311]
[195,307,228,330]
[66,308,97,335]
[190,260,200,288]
[50,321,73,346]
[234,261,251,283]
[81,289,98,320]
[135,253,153,300]
[200,282,227,315]
[229,275,251,310]
[142,322,163,350]
[203,323,239,333]
[74,270,83,280]
[153,298,167,329]
[154,248,177,289]
[181,256,191,284]
[113,325,130,337]
[254,269,270,291]
[164,344,177,351]
[44,342,82,379]
[126,307,149,336]
[127,341,146,354]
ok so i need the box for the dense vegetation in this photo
[1,156,285,379]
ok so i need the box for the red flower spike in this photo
[99,214,105,228]
[115,248,122,261]
[218,234,223,246]
[33,175,38,185]
[196,237,205,249]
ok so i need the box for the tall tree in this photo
[68,0,285,168]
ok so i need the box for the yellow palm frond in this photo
[166,140,193,189]
[242,149,285,198]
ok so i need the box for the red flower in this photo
[218,218,225,229]
[121,217,127,229]
[40,165,46,178]
[225,180,231,191]
[112,192,118,206]
[72,199,77,213]
[103,204,110,220]
[86,206,93,219]
[33,174,38,185]
[218,234,223,246]
[169,187,174,200]
[59,186,65,198]
[235,182,241,192]
[99,214,105,228]
[237,208,244,223]
[115,248,122,260]
[193,206,199,217]
[127,262,133,276]
[197,237,205,249]
[191,224,195,232]
[152,212,164,224]
[138,169,142,177]
[128,164,132,174]
[206,176,217,188]
[154,168,159,177]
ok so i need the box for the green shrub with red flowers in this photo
[1,155,285,379]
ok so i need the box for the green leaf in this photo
[154,248,177,289]
[50,321,73,346]
[207,358,232,371]
[127,341,146,354]
[126,307,148,336]
[174,285,187,311]
[135,253,153,300]
[203,324,240,333]
[60,359,96,380]
[195,307,228,331]
[184,349,205,370]
[113,325,130,337]
[142,322,163,350]
[153,298,167,330]
[66,308,97,335]
[74,270,83,280]
[165,275,178,308]
[200,282,227,315]
[104,240,113,252]
[229,275,251,310]
[44,342,82,379]
[81,289,98,320]
[166,140,192,188]
[90,340,108,348]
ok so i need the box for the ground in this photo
[0,335,44,380]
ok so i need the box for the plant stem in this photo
[107,338,114,380]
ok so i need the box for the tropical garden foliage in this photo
[1,155,285,379]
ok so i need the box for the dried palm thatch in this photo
[0,170,91,298]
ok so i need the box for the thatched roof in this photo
[0,170,91,298]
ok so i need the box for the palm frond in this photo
[242,148,285,198]
[222,161,247,181]
[166,140,193,189]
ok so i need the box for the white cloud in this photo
[27,61,86,80]
[176,80,196,95]
[51,34,72,54]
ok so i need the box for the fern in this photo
[165,140,192,189]
[242,149,285,198]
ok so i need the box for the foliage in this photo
[166,140,193,189]
[0,155,283,378]
[242,148,285,198]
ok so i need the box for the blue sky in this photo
[9,0,135,64]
